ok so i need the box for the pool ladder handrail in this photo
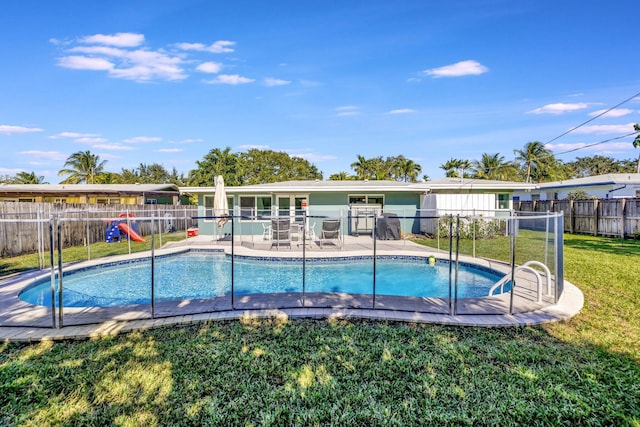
[488,261,551,303]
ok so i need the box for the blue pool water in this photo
[19,252,504,308]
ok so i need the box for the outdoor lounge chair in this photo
[271,218,291,250]
[319,219,342,249]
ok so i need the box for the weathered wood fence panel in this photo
[0,203,198,258]
[515,198,640,238]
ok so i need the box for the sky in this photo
[1,0,640,184]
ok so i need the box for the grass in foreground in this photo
[0,234,638,425]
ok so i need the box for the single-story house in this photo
[0,184,183,205]
[513,173,640,201]
[181,178,535,237]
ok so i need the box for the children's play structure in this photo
[105,213,146,243]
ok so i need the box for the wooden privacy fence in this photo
[515,198,640,238]
[0,202,198,258]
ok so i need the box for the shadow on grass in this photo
[0,319,638,425]
[563,235,640,256]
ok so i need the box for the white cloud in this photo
[335,106,361,116]
[527,102,590,115]
[74,137,108,144]
[79,32,145,47]
[0,125,44,135]
[156,148,183,153]
[175,40,235,53]
[291,153,336,162]
[170,138,203,144]
[196,61,223,73]
[18,150,68,161]
[570,123,636,134]
[237,144,269,150]
[57,55,114,71]
[92,143,135,151]
[204,74,255,85]
[0,167,23,174]
[588,108,636,118]
[49,131,99,139]
[387,109,415,114]
[547,141,632,153]
[423,60,488,78]
[57,35,187,82]
[124,136,162,143]
[264,77,291,87]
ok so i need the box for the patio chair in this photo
[271,218,291,250]
[319,219,342,249]
[261,222,271,240]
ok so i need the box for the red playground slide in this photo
[118,223,147,242]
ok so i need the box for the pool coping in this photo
[0,240,584,342]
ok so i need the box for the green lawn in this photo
[0,234,639,425]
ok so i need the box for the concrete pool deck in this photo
[0,235,584,342]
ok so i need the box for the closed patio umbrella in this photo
[213,175,229,228]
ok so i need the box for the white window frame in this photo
[203,194,234,222]
[496,193,510,210]
[239,195,273,221]
[97,198,121,205]
[347,194,384,206]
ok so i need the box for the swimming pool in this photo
[19,251,505,308]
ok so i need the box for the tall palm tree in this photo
[394,156,422,182]
[439,158,470,178]
[329,171,352,181]
[350,155,371,180]
[58,150,107,184]
[12,171,47,184]
[458,159,472,179]
[513,141,552,183]
[472,153,516,180]
[439,158,461,178]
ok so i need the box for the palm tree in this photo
[12,171,47,184]
[633,124,640,174]
[439,158,461,178]
[439,158,470,178]
[472,153,517,180]
[458,159,472,179]
[514,141,552,183]
[329,171,352,181]
[350,155,371,180]
[394,156,422,182]
[58,150,107,184]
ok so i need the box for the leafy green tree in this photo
[58,150,107,184]
[514,141,554,183]
[565,190,596,200]
[472,153,517,181]
[439,158,470,178]
[565,155,626,178]
[439,158,459,178]
[350,155,371,180]
[116,163,185,184]
[187,147,241,186]
[329,171,353,181]
[368,156,388,180]
[11,171,47,184]
[237,149,322,184]
[393,156,422,182]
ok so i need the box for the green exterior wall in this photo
[196,191,422,236]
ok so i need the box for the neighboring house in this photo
[513,173,640,201]
[0,184,183,205]
[181,178,535,236]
